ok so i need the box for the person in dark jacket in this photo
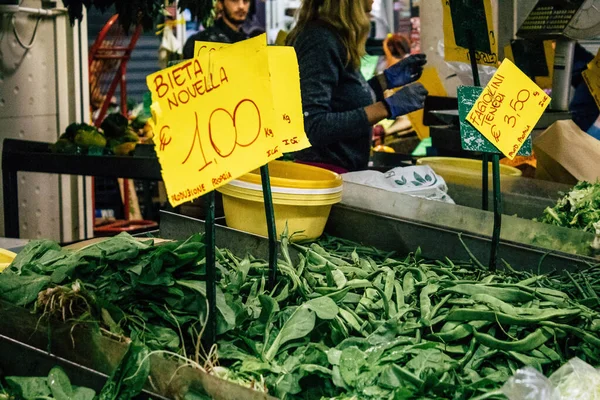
[183,0,250,59]
[286,0,428,172]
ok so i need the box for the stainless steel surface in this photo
[159,202,596,273]
[445,176,573,219]
[339,181,597,262]
[159,210,300,263]
[564,0,600,40]
[0,237,29,252]
[551,39,576,111]
[448,184,552,219]
[326,203,597,273]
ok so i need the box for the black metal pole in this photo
[489,154,502,271]
[204,191,217,347]
[482,154,489,210]
[260,165,278,290]
[467,30,481,87]
[466,29,488,210]
[3,170,19,238]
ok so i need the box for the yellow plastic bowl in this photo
[416,157,522,185]
[218,161,343,241]
[0,248,16,273]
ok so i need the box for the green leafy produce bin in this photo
[0,229,599,399]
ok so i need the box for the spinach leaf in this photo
[0,272,51,306]
[275,364,333,398]
[136,323,180,351]
[264,296,338,361]
[72,386,96,400]
[405,348,457,378]
[47,366,73,400]
[4,376,51,399]
[258,295,279,324]
[7,240,61,274]
[76,232,150,261]
[2,368,96,400]
[176,280,236,334]
[339,346,366,387]
[97,340,150,400]
[305,296,338,320]
[264,306,315,361]
[217,342,254,361]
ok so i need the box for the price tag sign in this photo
[582,49,600,110]
[194,41,310,153]
[458,86,531,155]
[588,48,600,72]
[147,35,307,207]
[441,0,498,66]
[466,59,550,160]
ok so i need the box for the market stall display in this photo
[2,1,599,399]
[0,229,598,399]
[1,139,161,239]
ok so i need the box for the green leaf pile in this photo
[1,233,600,399]
[1,366,96,400]
[0,342,149,400]
[538,181,600,234]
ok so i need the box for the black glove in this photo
[384,83,428,118]
[384,54,427,89]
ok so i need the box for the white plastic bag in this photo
[502,358,600,400]
[437,40,498,87]
[501,367,559,400]
[342,166,455,204]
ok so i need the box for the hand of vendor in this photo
[368,54,427,101]
[384,83,428,119]
[384,54,427,89]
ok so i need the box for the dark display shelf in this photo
[2,138,162,238]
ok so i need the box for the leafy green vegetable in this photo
[48,366,74,400]
[4,376,53,399]
[6,240,61,274]
[339,347,366,387]
[0,273,51,306]
[177,280,236,334]
[5,232,600,399]
[97,340,150,400]
[538,180,600,233]
[2,366,95,400]
[264,304,316,361]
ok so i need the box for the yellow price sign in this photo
[466,59,550,160]
[147,35,304,207]
[582,49,600,110]
[194,41,310,153]
[588,48,600,72]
